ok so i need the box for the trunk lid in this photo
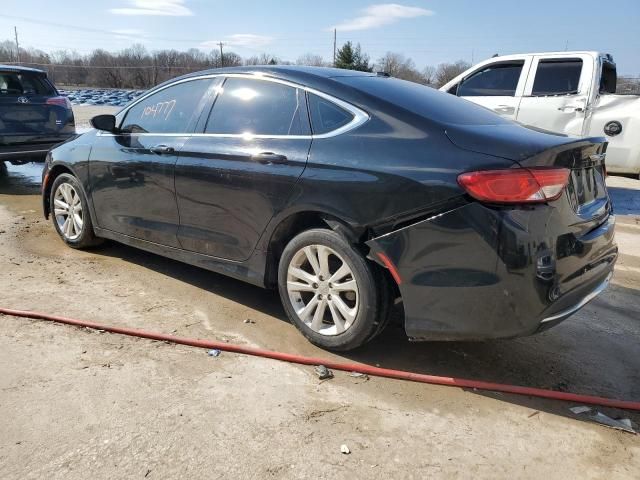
[446,122,611,230]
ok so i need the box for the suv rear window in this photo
[0,72,55,96]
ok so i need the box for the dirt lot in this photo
[0,110,639,479]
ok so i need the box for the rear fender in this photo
[366,203,503,340]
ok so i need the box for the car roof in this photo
[165,65,377,92]
[484,51,604,62]
[184,65,375,79]
[0,64,47,74]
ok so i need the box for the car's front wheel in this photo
[50,173,102,249]
[278,228,390,351]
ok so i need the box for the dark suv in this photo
[0,65,75,164]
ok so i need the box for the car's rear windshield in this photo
[0,71,55,96]
[336,76,510,126]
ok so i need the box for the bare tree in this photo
[435,60,471,87]
[244,53,279,65]
[617,76,640,94]
[422,65,436,86]
[296,53,326,67]
[0,38,480,91]
[376,52,431,84]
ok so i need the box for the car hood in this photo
[443,123,586,162]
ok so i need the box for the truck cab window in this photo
[457,62,524,97]
[532,59,583,96]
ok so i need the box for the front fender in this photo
[42,135,95,219]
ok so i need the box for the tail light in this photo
[458,168,570,204]
[46,96,72,109]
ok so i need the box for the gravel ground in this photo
[0,125,639,478]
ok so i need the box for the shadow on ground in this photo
[96,239,640,424]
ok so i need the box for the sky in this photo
[1,0,639,74]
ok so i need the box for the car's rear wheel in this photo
[278,228,390,351]
[50,173,102,249]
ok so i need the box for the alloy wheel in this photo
[53,182,83,241]
[286,244,359,336]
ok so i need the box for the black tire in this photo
[49,173,103,249]
[278,228,391,351]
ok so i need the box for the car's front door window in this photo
[121,78,213,134]
[454,61,526,120]
[458,62,524,97]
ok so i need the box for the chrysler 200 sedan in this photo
[41,66,617,351]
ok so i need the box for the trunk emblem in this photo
[17,96,30,104]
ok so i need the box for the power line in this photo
[0,13,203,44]
[0,61,209,70]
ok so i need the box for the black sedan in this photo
[41,66,617,351]
[1,65,75,164]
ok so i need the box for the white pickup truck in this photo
[441,51,640,177]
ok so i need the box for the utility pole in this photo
[218,42,224,68]
[333,29,337,66]
[14,26,20,63]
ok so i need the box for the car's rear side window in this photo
[338,76,509,126]
[121,78,212,134]
[307,93,354,135]
[205,77,309,136]
[0,72,54,96]
[532,59,583,96]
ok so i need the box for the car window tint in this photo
[457,62,524,97]
[337,76,510,126]
[308,93,354,134]
[0,72,54,96]
[121,79,212,134]
[532,59,583,96]
[205,78,308,136]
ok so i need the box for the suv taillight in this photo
[46,96,72,109]
[457,168,570,204]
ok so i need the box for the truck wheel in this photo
[278,228,390,351]
[50,173,103,249]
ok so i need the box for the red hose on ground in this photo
[2,306,639,412]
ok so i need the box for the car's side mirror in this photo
[91,114,118,133]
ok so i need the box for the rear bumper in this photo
[536,272,611,332]
[367,202,617,341]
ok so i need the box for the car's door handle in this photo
[250,152,288,164]
[557,105,584,112]
[149,144,175,154]
[495,104,515,113]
